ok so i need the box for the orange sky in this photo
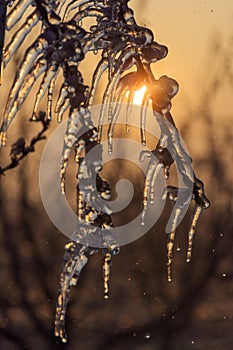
[132,0,233,118]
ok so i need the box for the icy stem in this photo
[55,241,91,343]
[103,252,112,299]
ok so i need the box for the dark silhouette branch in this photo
[0,112,50,175]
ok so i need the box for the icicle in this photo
[61,107,96,195]
[167,231,175,283]
[109,72,137,121]
[0,131,7,148]
[103,253,112,299]
[32,64,59,120]
[108,42,129,76]
[163,113,194,186]
[77,155,112,215]
[107,86,128,154]
[103,51,140,124]
[100,78,117,126]
[4,11,39,68]
[6,0,34,30]
[89,58,108,107]
[141,162,157,226]
[55,84,69,121]
[107,90,116,125]
[149,163,164,203]
[167,208,181,281]
[57,100,70,123]
[55,242,89,343]
[11,59,47,119]
[98,72,121,142]
[0,58,47,145]
[108,83,124,124]
[77,190,84,221]
[60,160,68,195]
[60,109,82,194]
[186,204,202,262]
[154,109,193,188]
[126,90,134,133]
[47,73,58,121]
[70,253,88,286]
[55,85,68,112]
[185,177,209,262]
[140,93,150,146]
[4,37,49,121]
[97,49,138,142]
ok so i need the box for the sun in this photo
[133,85,147,105]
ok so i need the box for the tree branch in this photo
[0,112,50,175]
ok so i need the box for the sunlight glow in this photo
[133,85,147,105]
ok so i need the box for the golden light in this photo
[133,85,147,105]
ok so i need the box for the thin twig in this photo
[0,112,50,175]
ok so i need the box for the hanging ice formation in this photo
[0,0,210,343]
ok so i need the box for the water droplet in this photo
[144,332,151,340]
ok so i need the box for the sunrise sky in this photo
[132,0,233,118]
